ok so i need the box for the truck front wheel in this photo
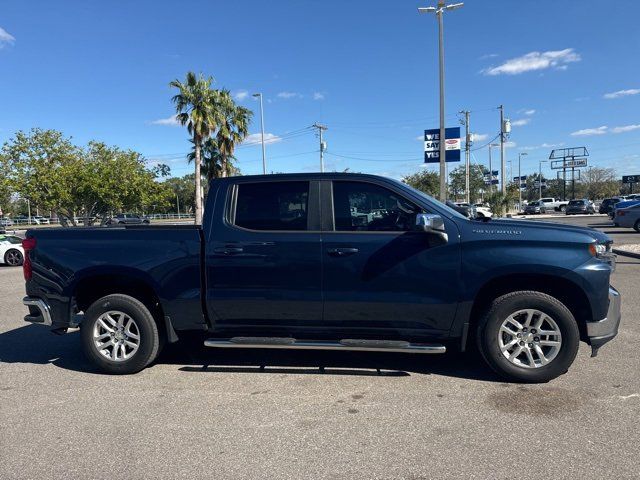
[476,291,579,383]
[81,294,160,374]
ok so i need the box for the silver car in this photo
[613,204,640,231]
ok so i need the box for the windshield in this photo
[528,202,539,206]
[568,200,584,206]
[396,180,469,220]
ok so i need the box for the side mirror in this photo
[415,213,448,241]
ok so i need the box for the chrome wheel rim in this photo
[93,311,140,361]
[498,309,562,369]
[6,250,22,266]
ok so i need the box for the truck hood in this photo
[470,218,611,244]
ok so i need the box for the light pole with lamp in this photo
[252,93,267,174]
[418,1,464,202]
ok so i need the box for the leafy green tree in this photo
[582,167,620,200]
[1,129,172,226]
[448,164,486,202]
[164,174,197,214]
[170,72,221,224]
[402,170,440,197]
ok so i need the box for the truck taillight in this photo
[22,237,36,281]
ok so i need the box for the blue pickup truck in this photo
[21,173,621,382]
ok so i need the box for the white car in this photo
[473,203,493,218]
[0,235,24,266]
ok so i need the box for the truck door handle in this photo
[214,246,244,255]
[327,247,359,257]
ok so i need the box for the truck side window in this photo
[332,181,420,232]
[234,181,309,231]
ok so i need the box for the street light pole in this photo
[252,93,267,174]
[518,152,527,211]
[419,1,463,202]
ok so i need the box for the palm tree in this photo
[187,138,240,182]
[215,90,252,177]
[169,72,220,224]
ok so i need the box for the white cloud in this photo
[604,89,640,99]
[234,90,249,101]
[479,53,498,60]
[511,118,531,127]
[472,133,488,142]
[149,115,180,126]
[504,141,517,148]
[0,27,15,47]
[523,109,536,116]
[611,124,640,134]
[312,92,325,101]
[483,48,580,75]
[415,135,424,141]
[277,91,303,99]
[570,126,608,136]
[242,133,282,145]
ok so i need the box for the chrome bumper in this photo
[23,296,53,326]
[586,286,621,356]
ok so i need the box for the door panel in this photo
[205,180,322,329]
[322,180,460,335]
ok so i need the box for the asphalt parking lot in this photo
[1,215,639,480]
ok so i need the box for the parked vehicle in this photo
[539,197,568,212]
[472,203,493,219]
[32,216,50,225]
[613,204,640,231]
[106,213,150,225]
[449,201,476,219]
[0,218,14,227]
[21,173,620,383]
[0,235,24,266]
[565,199,596,215]
[599,198,621,214]
[608,199,640,220]
[524,201,547,215]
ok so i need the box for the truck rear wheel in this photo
[81,294,160,374]
[476,291,579,383]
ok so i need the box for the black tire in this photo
[4,249,23,266]
[81,294,160,374]
[634,220,640,233]
[476,291,580,383]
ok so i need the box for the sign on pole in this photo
[424,127,461,163]
[622,175,640,184]
[551,158,587,169]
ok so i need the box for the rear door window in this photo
[234,181,309,231]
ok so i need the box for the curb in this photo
[612,247,640,260]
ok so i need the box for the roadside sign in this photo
[551,158,587,169]
[424,127,461,163]
[622,175,640,183]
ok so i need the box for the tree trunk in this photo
[194,136,203,225]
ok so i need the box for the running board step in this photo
[204,337,446,354]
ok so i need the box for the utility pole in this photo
[419,1,464,202]
[312,123,328,172]
[460,110,471,203]
[252,93,267,174]
[176,194,180,218]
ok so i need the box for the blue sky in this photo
[1,0,639,181]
